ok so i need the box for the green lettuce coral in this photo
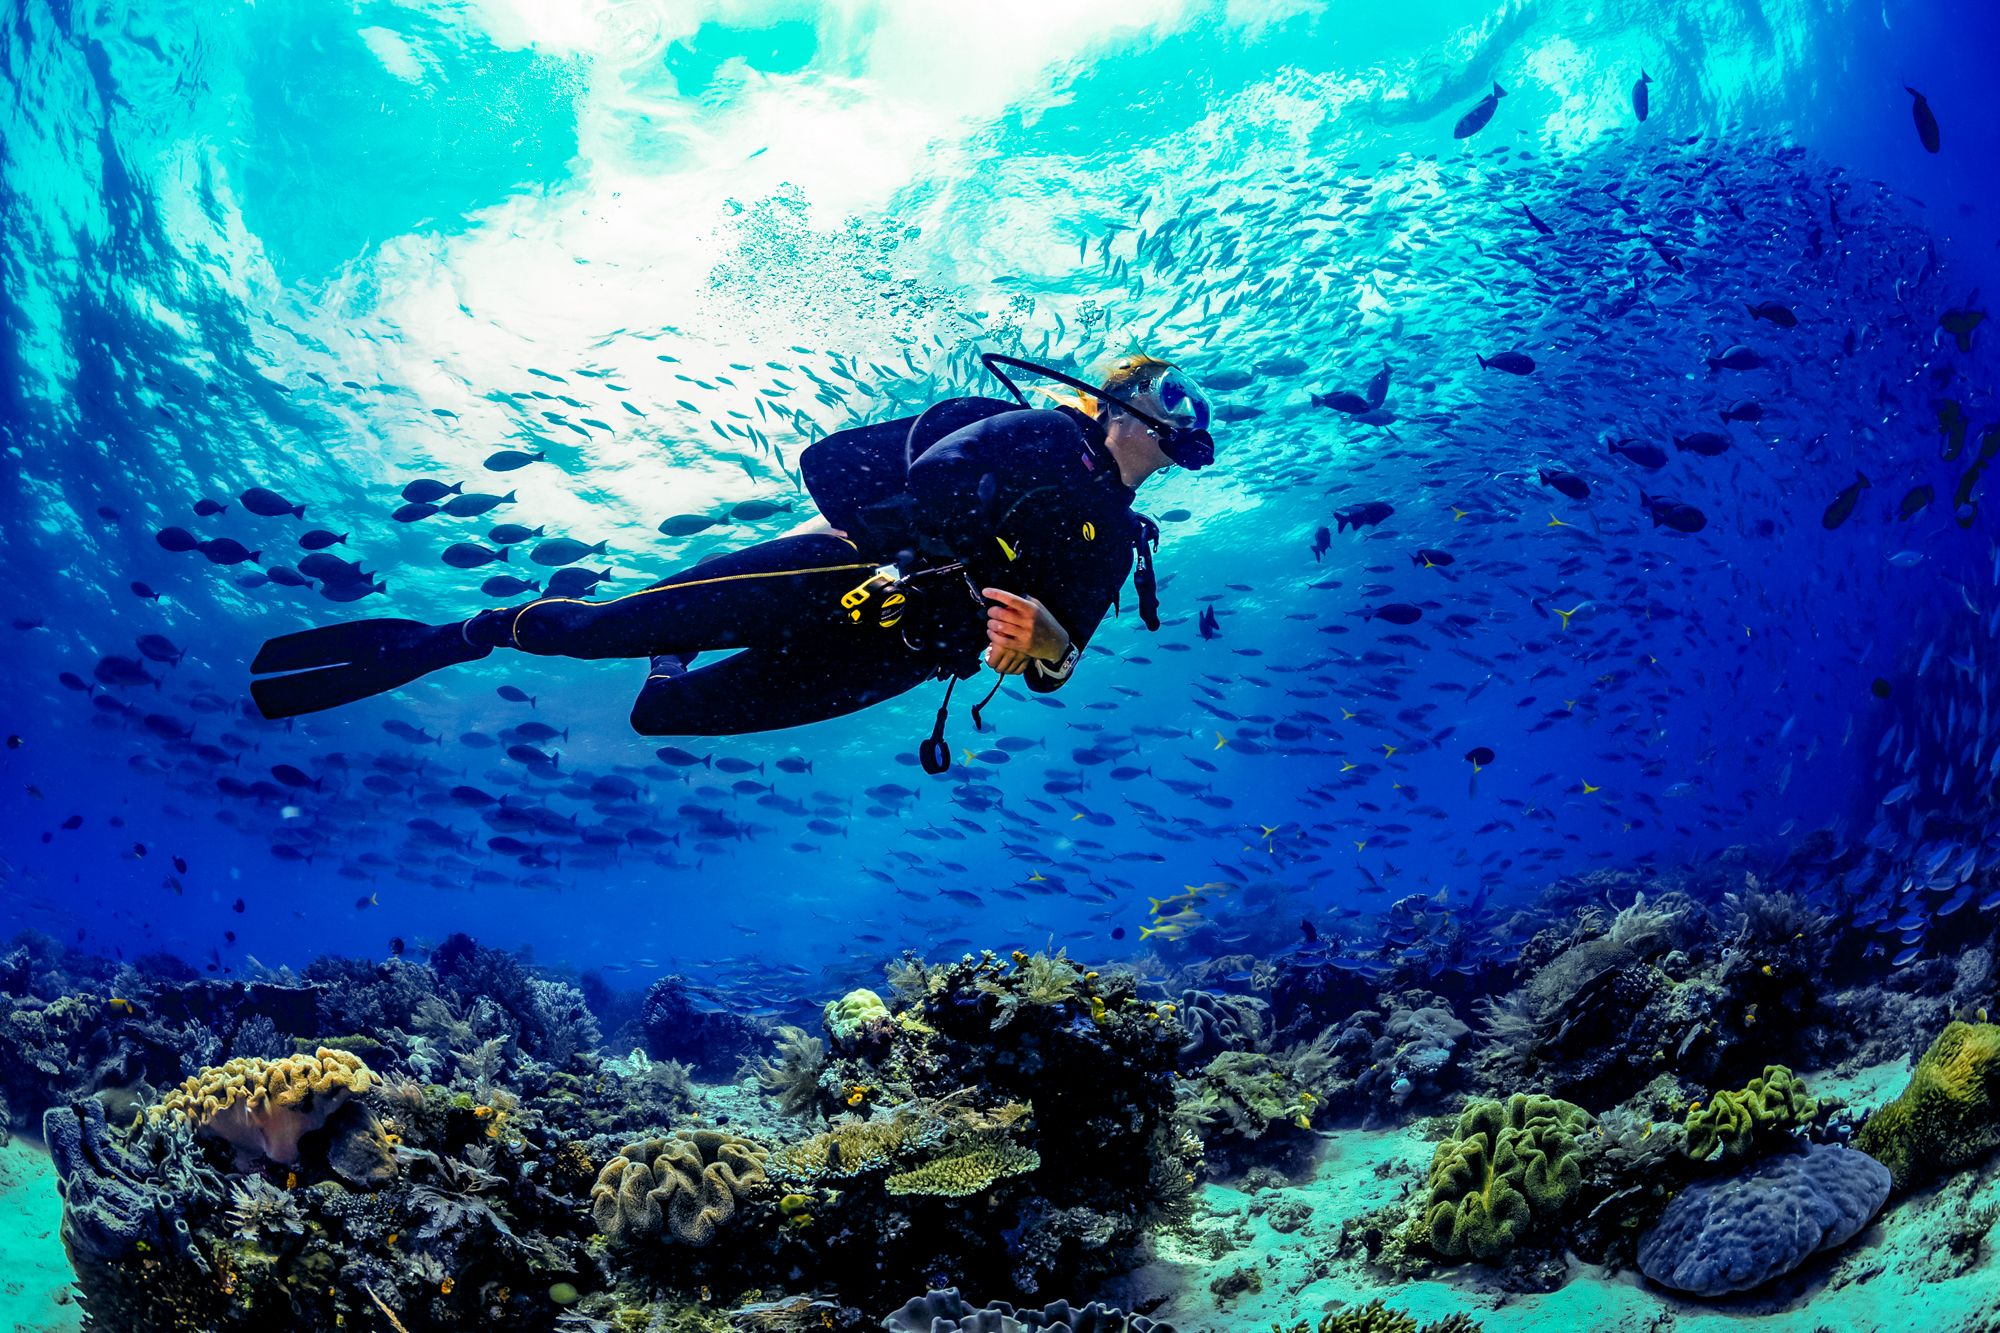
[1855,1020,2000,1192]
[1420,1093,1594,1261]
[1684,1064,1817,1161]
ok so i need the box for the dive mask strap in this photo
[981,353,1212,471]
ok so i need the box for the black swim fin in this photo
[250,618,489,719]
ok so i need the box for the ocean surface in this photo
[4,1,2000,1331]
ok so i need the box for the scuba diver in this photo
[249,352,1215,771]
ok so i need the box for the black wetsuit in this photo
[497,402,1147,736]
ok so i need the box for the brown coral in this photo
[155,1047,379,1169]
[590,1129,768,1245]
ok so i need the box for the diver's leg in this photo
[469,534,876,660]
[627,639,938,736]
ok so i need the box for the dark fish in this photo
[155,526,200,553]
[1333,502,1394,532]
[401,479,462,503]
[1364,603,1423,625]
[135,634,185,665]
[1311,526,1331,562]
[1940,305,1986,354]
[1719,398,1763,424]
[299,529,347,550]
[1821,471,1870,530]
[1465,745,1495,769]
[271,763,320,791]
[1906,86,1940,154]
[1453,82,1506,139]
[1522,204,1554,236]
[1673,431,1731,457]
[192,498,228,517]
[484,450,547,472]
[1538,467,1590,500]
[1476,351,1535,375]
[442,490,515,518]
[480,575,541,597]
[1705,344,1763,372]
[488,524,545,545]
[1898,484,1933,520]
[129,581,161,601]
[507,743,558,768]
[198,537,261,565]
[656,746,711,768]
[531,538,608,567]
[1871,677,1892,700]
[240,487,304,519]
[1311,389,1372,414]
[545,567,610,597]
[393,502,441,523]
[298,552,365,583]
[1198,605,1220,640]
[658,514,721,537]
[496,685,536,707]
[1632,69,1651,122]
[731,499,794,521]
[1639,491,1707,533]
[1608,438,1669,469]
[266,566,313,588]
[1745,301,1797,328]
[442,543,507,569]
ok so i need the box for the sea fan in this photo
[751,1025,827,1119]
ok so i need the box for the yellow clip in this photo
[996,536,1018,561]
[1081,521,1096,541]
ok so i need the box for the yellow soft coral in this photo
[1856,1020,2000,1192]
[155,1047,378,1168]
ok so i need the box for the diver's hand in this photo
[983,588,1069,674]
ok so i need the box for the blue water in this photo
[2,0,1997,989]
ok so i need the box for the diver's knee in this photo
[628,699,675,736]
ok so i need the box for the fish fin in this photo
[1493,82,1506,97]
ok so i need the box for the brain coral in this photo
[155,1047,378,1169]
[884,1140,1041,1197]
[1854,1020,2000,1192]
[591,1129,768,1245]
[1421,1093,1593,1261]
[1684,1064,1818,1162]
[1636,1144,1890,1296]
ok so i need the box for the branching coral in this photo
[154,1047,378,1169]
[590,1129,768,1245]
[1420,1093,1594,1261]
[1285,1299,1485,1333]
[1684,1065,1817,1162]
[884,1138,1041,1198]
[1854,1020,2000,1192]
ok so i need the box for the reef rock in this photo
[1636,1143,1890,1296]
[882,1286,1175,1332]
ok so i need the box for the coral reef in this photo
[1418,1093,1595,1261]
[1277,1299,1485,1333]
[1683,1064,1819,1162]
[824,988,893,1056]
[590,1130,769,1245]
[641,973,766,1079]
[882,1287,1174,1332]
[1854,1020,2000,1192]
[1635,1144,1891,1296]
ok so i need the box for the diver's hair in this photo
[1034,351,1174,418]
[1098,353,1173,399]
